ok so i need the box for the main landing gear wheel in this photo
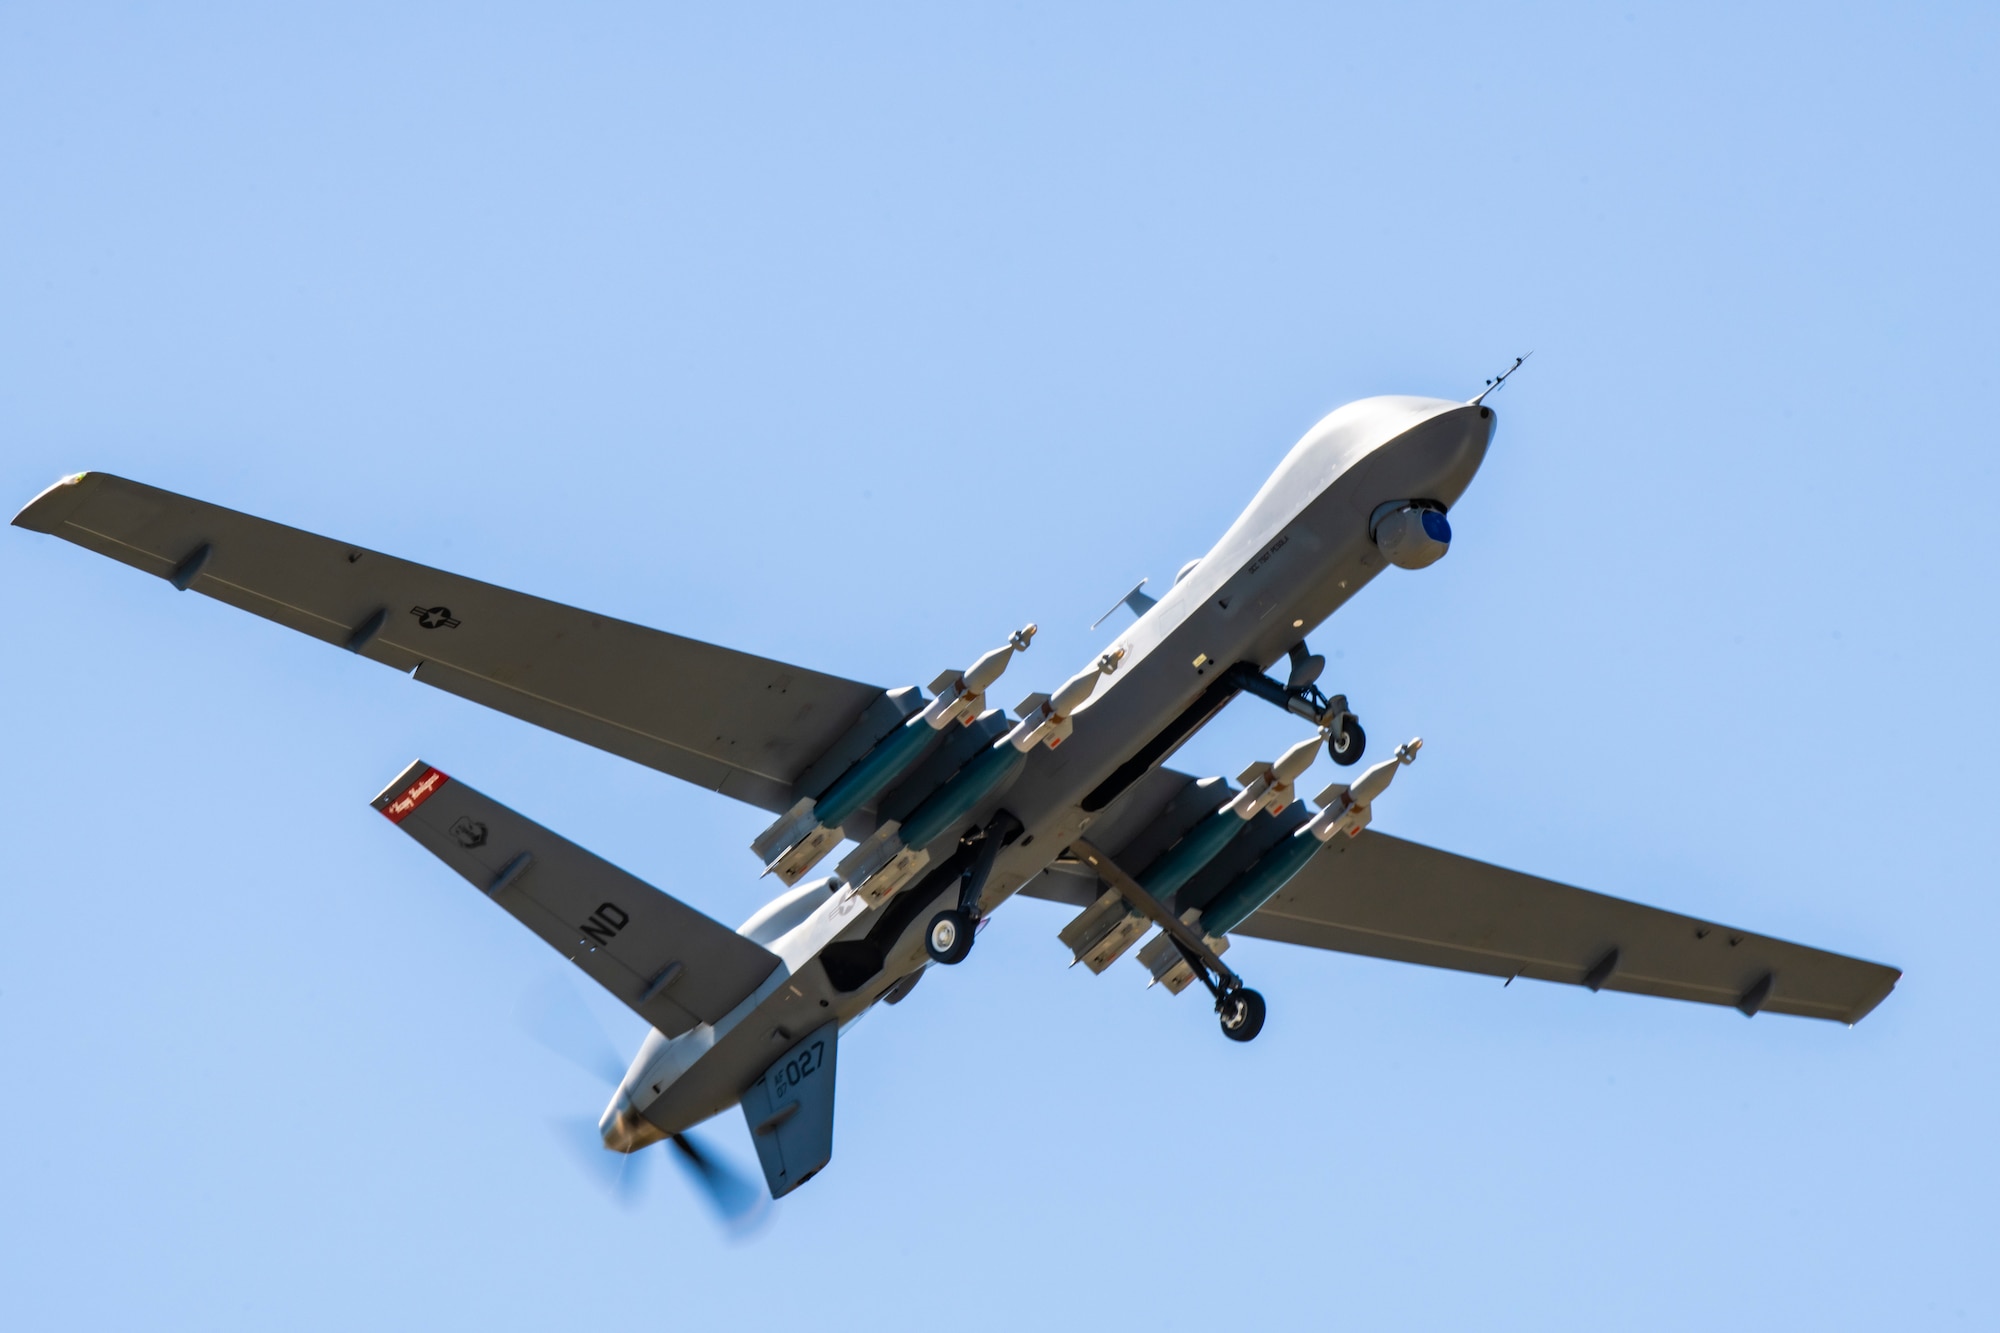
[926,908,975,965]
[1328,716,1366,767]
[1217,988,1267,1043]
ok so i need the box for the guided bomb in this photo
[754,625,1035,885]
[840,659,1116,905]
[1064,734,1323,974]
[1302,736,1422,842]
[1145,735,1323,905]
[1222,734,1325,821]
[1199,738,1422,937]
[1137,738,1425,994]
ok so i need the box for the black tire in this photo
[1328,716,1366,767]
[925,908,975,965]
[1218,988,1267,1042]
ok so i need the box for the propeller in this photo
[517,975,770,1233]
[668,1133,769,1231]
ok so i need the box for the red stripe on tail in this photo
[382,768,449,823]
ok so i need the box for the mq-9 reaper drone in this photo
[14,386,1898,1209]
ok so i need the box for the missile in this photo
[841,653,1124,903]
[757,625,1036,885]
[1198,738,1422,938]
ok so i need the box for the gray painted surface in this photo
[1017,801,1898,1023]
[369,760,780,1038]
[1233,829,1899,1023]
[13,471,886,816]
[740,1023,838,1200]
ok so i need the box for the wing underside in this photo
[14,471,885,815]
[1023,773,1897,1024]
[1238,829,1898,1023]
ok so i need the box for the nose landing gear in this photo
[1227,650,1366,767]
[1327,714,1365,766]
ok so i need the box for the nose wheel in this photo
[1326,714,1366,766]
[1226,658,1366,766]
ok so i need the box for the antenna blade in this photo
[1090,578,1153,630]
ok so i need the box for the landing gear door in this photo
[740,1023,838,1200]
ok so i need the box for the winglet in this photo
[12,472,94,532]
[1842,968,1902,1025]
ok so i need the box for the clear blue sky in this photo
[3,3,1994,1328]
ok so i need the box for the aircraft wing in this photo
[1023,781,1897,1024]
[13,472,884,814]
[1231,830,1898,1023]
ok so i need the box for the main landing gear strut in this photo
[1069,837,1267,1043]
[926,812,1024,967]
[1169,935,1267,1043]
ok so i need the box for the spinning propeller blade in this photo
[669,1133,770,1234]
[518,975,770,1233]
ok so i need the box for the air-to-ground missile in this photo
[839,659,1114,905]
[754,625,1036,885]
[1195,738,1421,938]
[1062,734,1321,973]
